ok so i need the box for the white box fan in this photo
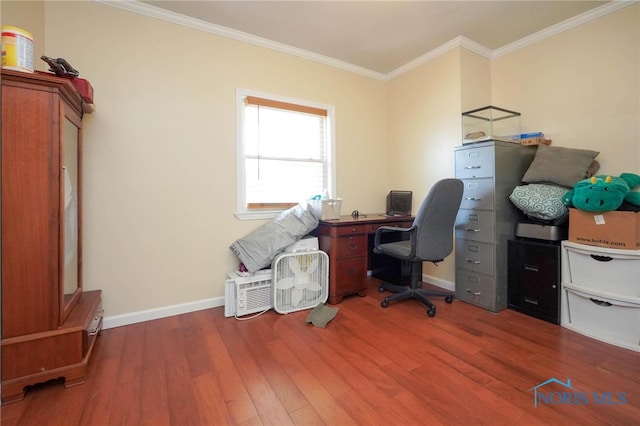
[272,250,329,314]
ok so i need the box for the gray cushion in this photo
[230,203,319,273]
[522,144,599,188]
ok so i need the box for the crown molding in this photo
[492,0,639,59]
[95,0,638,81]
[94,0,387,80]
[385,36,492,81]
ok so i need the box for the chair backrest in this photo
[412,178,464,262]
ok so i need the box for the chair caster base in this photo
[381,298,390,308]
[444,295,453,304]
[427,306,436,317]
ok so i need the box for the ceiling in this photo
[138,1,615,76]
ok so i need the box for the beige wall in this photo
[386,49,462,283]
[9,1,388,317]
[460,49,491,112]
[2,1,639,320]
[0,1,46,65]
[491,5,640,174]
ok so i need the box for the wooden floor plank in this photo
[3,278,639,425]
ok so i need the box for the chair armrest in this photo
[373,225,416,248]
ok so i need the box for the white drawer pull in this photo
[464,228,481,232]
[464,165,481,169]
[465,258,480,264]
[466,289,481,296]
[464,197,481,201]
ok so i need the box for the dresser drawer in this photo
[455,146,495,179]
[460,178,494,210]
[455,269,500,311]
[455,209,494,243]
[455,239,494,276]
[336,234,367,258]
[563,242,640,297]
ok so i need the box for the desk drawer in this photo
[334,224,368,237]
[336,235,367,258]
[369,221,412,233]
[335,257,367,294]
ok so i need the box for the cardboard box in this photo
[568,208,640,250]
[520,137,551,146]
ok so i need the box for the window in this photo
[236,89,335,219]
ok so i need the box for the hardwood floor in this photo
[2,278,639,425]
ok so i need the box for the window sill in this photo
[234,211,281,221]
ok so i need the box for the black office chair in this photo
[373,178,464,317]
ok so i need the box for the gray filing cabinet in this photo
[454,141,536,312]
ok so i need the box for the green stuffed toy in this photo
[562,173,640,212]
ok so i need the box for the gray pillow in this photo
[522,144,599,188]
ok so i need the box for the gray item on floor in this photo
[306,303,338,328]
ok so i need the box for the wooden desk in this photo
[313,214,413,304]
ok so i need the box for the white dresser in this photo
[561,241,640,352]
[454,141,536,312]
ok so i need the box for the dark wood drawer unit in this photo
[316,225,368,304]
[508,239,560,324]
[313,215,413,304]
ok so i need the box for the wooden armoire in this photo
[1,69,102,403]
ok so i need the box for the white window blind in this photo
[236,90,334,219]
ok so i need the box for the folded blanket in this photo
[230,202,319,273]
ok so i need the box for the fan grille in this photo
[273,251,329,314]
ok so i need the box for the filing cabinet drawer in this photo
[455,239,494,276]
[455,269,500,311]
[455,146,495,179]
[336,235,367,258]
[455,209,495,243]
[460,178,494,210]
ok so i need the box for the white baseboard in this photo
[103,274,453,330]
[423,274,455,291]
[102,296,225,330]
